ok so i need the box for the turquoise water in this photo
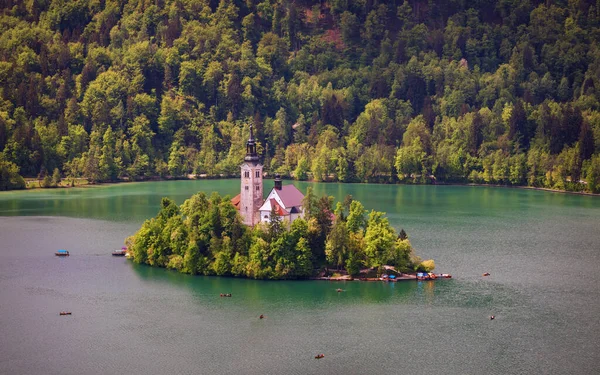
[1,180,599,374]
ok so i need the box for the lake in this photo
[1,180,599,374]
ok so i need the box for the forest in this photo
[127,189,428,278]
[1,0,600,192]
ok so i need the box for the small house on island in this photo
[231,126,305,226]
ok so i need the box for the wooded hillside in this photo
[1,0,600,192]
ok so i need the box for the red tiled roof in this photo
[231,194,241,210]
[274,184,304,208]
[270,198,289,216]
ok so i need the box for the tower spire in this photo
[245,124,259,162]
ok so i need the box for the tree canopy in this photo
[1,0,599,192]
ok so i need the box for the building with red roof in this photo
[232,126,304,226]
[258,176,305,225]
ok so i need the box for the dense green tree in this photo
[346,200,366,234]
[340,11,359,46]
[586,154,600,193]
[508,100,532,149]
[325,203,349,269]
[579,121,595,162]
[364,210,396,272]
[0,0,598,194]
[99,127,117,181]
[51,167,61,186]
[395,138,426,181]
[0,156,26,190]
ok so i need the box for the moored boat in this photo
[416,272,452,280]
[112,247,127,256]
[59,312,71,315]
[55,249,69,256]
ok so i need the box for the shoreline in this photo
[309,273,452,282]
[10,176,600,197]
[434,182,600,197]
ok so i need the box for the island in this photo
[126,127,434,280]
[126,190,434,280]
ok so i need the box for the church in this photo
[231,126,305,226]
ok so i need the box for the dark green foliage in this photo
[41,174,52,188]
[51,168,61,186]
[0,156,26,190]
[579,121,595,162]
[586,155,600,193]
[0,0,599,193]
[399,229,408,240]
[508,100,532,149]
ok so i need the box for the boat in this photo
[315,354,325,359]
[59,312,71,316]
[483,272,490,276]
[55,249,69,256]
[112,247,127,256]
[417,272,452,280]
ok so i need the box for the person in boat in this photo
[336,288,342,292]
[315,354,324,359]
[490,315,495,320]
[259,314,264,319]
[483,272,490,276]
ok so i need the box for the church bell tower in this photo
[240,125,263,226]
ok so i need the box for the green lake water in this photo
[1,180,599,374]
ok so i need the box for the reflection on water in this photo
[129,261,430,309]
[127,260,528,316]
